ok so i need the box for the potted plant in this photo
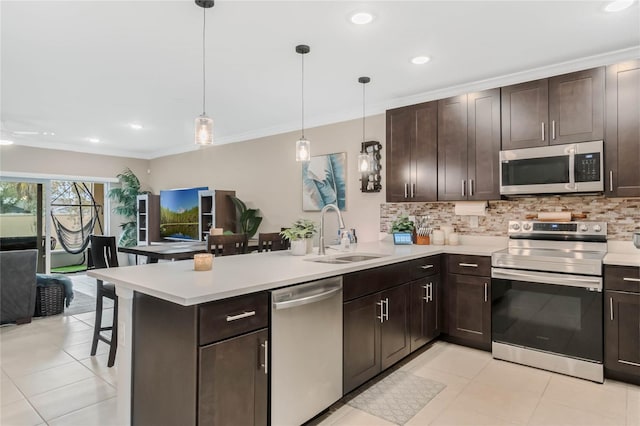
[229,195,262,238]
[281,219,317,255]
[390,215,415,244]
[108,168,145,248]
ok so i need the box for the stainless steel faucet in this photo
[318,203,346,256]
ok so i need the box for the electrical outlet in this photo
[470,215,479,228]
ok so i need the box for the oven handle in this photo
[491,268,602,291]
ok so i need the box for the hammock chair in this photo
[50,182,103,255]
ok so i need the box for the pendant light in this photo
[357,76,371,172]
[194,0,214,146]
[295,44,311,162]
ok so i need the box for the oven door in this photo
[491,268,603,363]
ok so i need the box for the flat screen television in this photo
[159,186,208,241]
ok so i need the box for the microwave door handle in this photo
[568,148,576,190]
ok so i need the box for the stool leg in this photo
[91,289,104,356]
[107,296,118,368]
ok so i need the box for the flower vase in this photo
[290,239,307,256]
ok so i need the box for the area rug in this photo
[347,370,445,425]
[64,291,113,316]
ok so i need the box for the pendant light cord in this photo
[301,52,305,138]
[202,7,206,115]
[362,82,366,143]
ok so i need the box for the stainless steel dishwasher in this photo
[271,276,343,426]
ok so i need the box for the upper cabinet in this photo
[501,67,604,150]
[386,102,438,202]
[438,89,501,201]
[605,60,640,197]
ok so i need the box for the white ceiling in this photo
[1,0,639,159]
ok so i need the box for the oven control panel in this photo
[508,220,607,239]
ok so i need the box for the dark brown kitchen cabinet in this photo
[343,283,410,393]
[409,275,440,352]
[438,89,501,201]
[445,255,491,351]
[386,101,438,202]
[199,329,268,425]
[132,292,268,426]
[604,265,640,385]
[605,60,640,197]
[502,67,604,149]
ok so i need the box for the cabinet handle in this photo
[261,340,268,375]
[459,263,478,268]
[609,170,613,192]
[377,300,384,323]
[623,277,640,282]
[411,183,416,198]
[384,298,390,321]
[461,180,466,197]
[404,183,409,198]
[469,179,474,197]
[226,311,256,322]
[428,282,433,302]
[484,283,488,303]
[422,284,429,301]
[609,297,614,321]
[552,120,556,140]
[541,122,545,141]
[421,264,434,270]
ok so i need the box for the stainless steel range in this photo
[491,220,607,383]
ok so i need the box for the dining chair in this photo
[89,235,118,367]
[207,234,248,256]
[258,232,289,252]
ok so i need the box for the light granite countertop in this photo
[604,241,640,267]
[88,237,508,306]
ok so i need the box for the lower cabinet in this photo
[199,329,268,425]
[343,283,410,393]
[445,255,492,351]
[604,265,640,384]
[409,275,440,352]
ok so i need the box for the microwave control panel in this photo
[575,153,600,182]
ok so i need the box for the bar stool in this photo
[207,234,248,256]
[258,232,289,252]
[89,235,118,367]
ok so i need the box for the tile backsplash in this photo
[380,196,640,241]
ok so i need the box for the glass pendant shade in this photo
[296,137,310,162]
[358,152,371,172]
[195,115,213,146]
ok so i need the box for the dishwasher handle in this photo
[273,285,342,310]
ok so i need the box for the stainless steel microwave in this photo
[499,140,604,196]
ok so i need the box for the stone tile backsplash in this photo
[380,196,640,241]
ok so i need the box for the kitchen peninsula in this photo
[88,237,508,426]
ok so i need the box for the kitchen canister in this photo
[449,232,460,246]
[431,230,445,245]
[440,225,454,244]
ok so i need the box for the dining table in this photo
[119,239,260,264]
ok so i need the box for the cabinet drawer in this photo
[408,255,441,280]
[605,265,640,293]
[344,262,412,301]
[447,254,491,276]
[199,292,269,345]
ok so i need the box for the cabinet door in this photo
[605,60,640,197]
[467,88,501,200]
[410,276,440,352]
[448,273,491,350]
[380,284,411,370]
[386,107,413,202]
[199,329,268,426]
[548,68,604,145]
[501,79,549,149]
[437,95,469,200]
[413,101,438,201]
[605,291,640,378]
[343,293,381,393]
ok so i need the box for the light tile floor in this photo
[2,314,639,425]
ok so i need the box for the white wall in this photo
[149,114,386,242]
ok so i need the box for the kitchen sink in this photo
[306,253,388,264]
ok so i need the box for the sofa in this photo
[0,249,38,324]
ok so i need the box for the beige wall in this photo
[149,114,386,243]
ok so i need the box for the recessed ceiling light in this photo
[129,123,143,130]
[604,0,635,12]
[11,130,39,135]
[0,139,15,145]
[350,12,374,25]
[411,56,431,65]
[87,137,100,143]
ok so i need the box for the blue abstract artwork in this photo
[302,152,347,211]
